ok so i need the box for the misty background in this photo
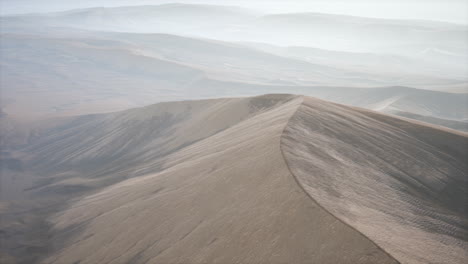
[1,0,467,24]
[0,0,467,127]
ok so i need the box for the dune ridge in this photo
[41,95,468,263]
[38,95,398,264]
[1,95,466,264]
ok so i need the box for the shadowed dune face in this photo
[282,97,468,264]
[1,95,466,263]
[7,96,297,203]
[0,95,296,263]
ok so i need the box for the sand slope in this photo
[282,97,468,264]
[37,95,396,264]
[2,95,466,264]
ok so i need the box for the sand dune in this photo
[1,3,466,264]
[38,95,396,264]
[282,97,468,264]
[1,95,466,263]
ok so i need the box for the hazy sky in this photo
[1,0,467,24]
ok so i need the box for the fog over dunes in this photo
[0,30,466,132]
[1,0,467,25]
[1,4,467,128]
[3,4,467,54]
[1,2,467,264]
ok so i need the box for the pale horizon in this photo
[1,0,467,24]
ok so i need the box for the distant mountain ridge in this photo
[2,3,466,54]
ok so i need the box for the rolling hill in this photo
[1,32,466,132]
[1,95,466,264]
[243,42,468,83]
[394,112,468,132]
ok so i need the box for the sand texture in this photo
[1,95,466,264]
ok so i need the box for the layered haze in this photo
[1,5,467,126]
[1,0,467,24]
